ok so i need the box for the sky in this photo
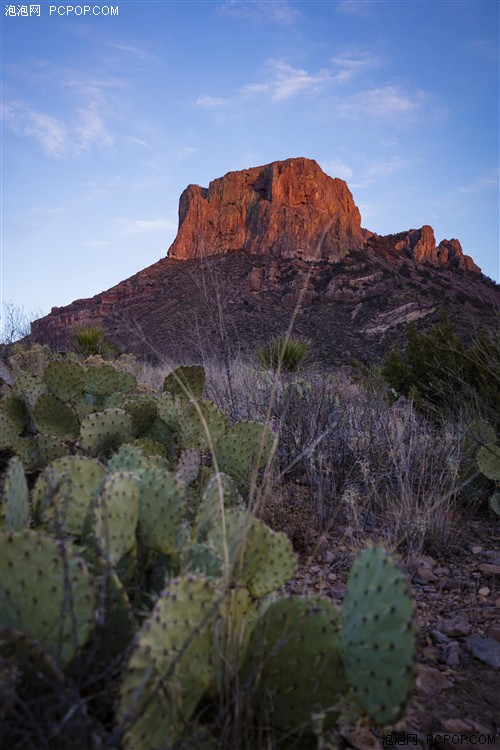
[1,0,499,331]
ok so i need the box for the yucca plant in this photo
[258,336,311,375]
[73,325,118,358]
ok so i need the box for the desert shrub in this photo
[73,325,119,358]
[381,310,499,428]
[258,336,310,374]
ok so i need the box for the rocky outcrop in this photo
[169,157,366,262]
[29,157,497,364]
[394,226,480,272]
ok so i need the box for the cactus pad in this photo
[175,448,201,486]
[179,399,228,451]
[476,443,500,481]
[84,363,120,396]
[216,420,273,491]
[162,364,205,401]
[1,456,29,531]
[118,576,218,749]
[33,456,107,535]
[243,596,346,733]
[92,471,140,565]
[43,360,85,401]
[0,530,95,665]
[207,507,296,597]
[80,408,133,457]
[136,467,186,555]
[340,547,415,725]
[34,394,80,439]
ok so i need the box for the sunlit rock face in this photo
[168,157,366,262]
[394,226,480,272]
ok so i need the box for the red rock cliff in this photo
[168,157,366,262]
[394,226,480,272]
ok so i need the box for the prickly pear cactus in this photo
[243,597,347,733]
[80,408,133,458]
[122,396,157,437]
[216,420,274,491]
[476,443,500,481]
[118,576,218,749]
[179,399,228,451]
[0,530,95,666]
[207,507,296,598]
[175,448,201,487]
[84,363,120,396]
[490,493,500,515]
[136,466,186,555]
[34,394,80,439]
[92,471,140,566]
[340,546,415,725]
[33,455,107,535]
[43,359,85,401]
[1,456,29,531]
[162,364,205,401]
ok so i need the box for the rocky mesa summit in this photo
[31,157,497,363]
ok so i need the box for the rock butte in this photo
[30,157,496,363]
[168,157,479,272]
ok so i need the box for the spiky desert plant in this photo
[258,336,311,374]
[73,325,118,358]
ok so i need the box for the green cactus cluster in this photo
[0,357,417,747]
[461,419,500,516]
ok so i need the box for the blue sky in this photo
[1,0,499,327]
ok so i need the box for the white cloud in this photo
[241,61,332,102]
[337,85,427,121]
[195,95,227,108]
[336,1,373,16]
[220,0,301,25]
[322,159,354,181]
[330,50,382,82]
[115,218,177,235]
[350,155,413,189]
[2,102,68,158]
[456,170,499,195]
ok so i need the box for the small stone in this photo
[431,629,450,644]
[324,550,335,564]
[341,726,381,750]
[444,644,461,669]
[438,615,471,637]
[441,719,472,732]
[478,587,490,597]
[466,634,500,669]
[479,563,500,576]
[487,624,500,643]
[471,546,483,554]
[416,665,453,695]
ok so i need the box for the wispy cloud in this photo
[194,95,227,108]
[351,155,413,189]
[456,170,499,194]
[241,60,332,102]
[336,1,373,17]
[103,41,148,58]
[220,0,301,25]
[2,101,69,158]
[337,85,427,121]
[115,218,177,235]
[322,158,354,181]
[330,49,382,82]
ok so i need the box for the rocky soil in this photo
[282,513,500,749]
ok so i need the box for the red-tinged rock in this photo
[169,157,366,263]
[394,226,480,272]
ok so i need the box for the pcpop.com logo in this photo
[49,5,118,14]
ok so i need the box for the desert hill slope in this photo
[31,158,499,364]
